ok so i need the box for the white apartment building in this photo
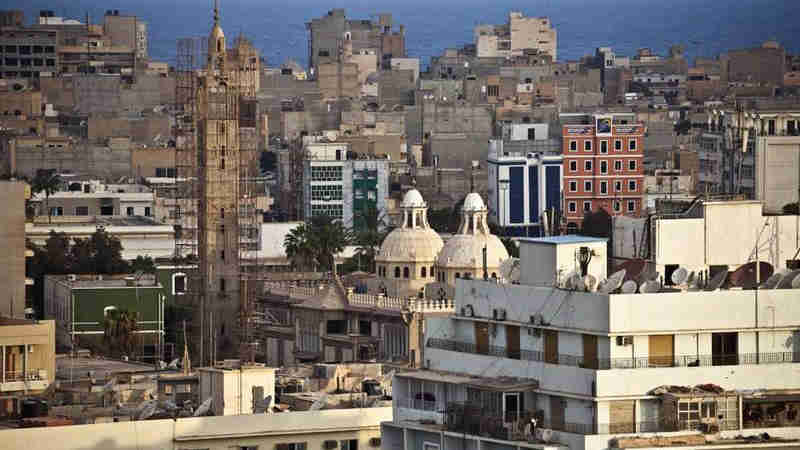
[383,230,800,450]
[475,12,557,60]
[303,137,389,229]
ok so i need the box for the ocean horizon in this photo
[10,0,799,70]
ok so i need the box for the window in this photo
[240,444,259,450]
[276,444,306,450]
[568,201,576,213]
[430,266,434,278]
[584,140,592,151]
[220,278,226,292]
[75,206,89,216]
[311,166,342,181]
[395,267,401,278]
[126,207,134,216]
[527,128,536,140]
[327,320,347,334]
[423,443,440,450]
[144,207,151,217]
[600,160,608,174]
[569,181,577,192]
[584,160,592,171]
[628,160,637,171]
[403,267,410,278]
[220,158,225,169]
[220,249,225,261]
[627,200,635,212]
[614,160,622,171]
[311,204,343,219]
[341,440,358,450]
[487,85,499,97]
[100,206,114,216]
[600,181,608,194]
[584,180,592,192]
[421,267,427,277]
[629,139,637,151]
[569,160,577,172]
[600,140,608,153]
[613,201,621,212]
[311,185,343,201]
[173,273,187,295]
[50,206,62,216]
[629,180,637,192]
[583,201,592,212]
[615,180,622,192]
[614,140,622,151]
[569,140,577,152]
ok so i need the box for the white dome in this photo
[437,233,509,270]
[402,189,426,208]
[462,193,486,212]
[377,227,444,263]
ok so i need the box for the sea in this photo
[12,0,800,70]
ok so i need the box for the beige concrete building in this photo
[0,181,28,319]
[1,407,391,450]
[475,12,557,60]
[0,318,56,416]
[198,363,276,415]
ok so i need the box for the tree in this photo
[69,229,130,274]
[349,206,391,273]
[31,169,62,223]
[103,308,139,358]
[284,215,352,275]
[259,150,277,173]
[131,255,157,274]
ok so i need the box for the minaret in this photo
[208,0,226,71]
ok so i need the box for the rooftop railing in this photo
[427,338,800,370]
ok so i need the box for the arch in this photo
[430,266,435,277]
[491,272,497,279]
[103,305,117,317]
[455,273,461,279]
[403,267,410,279]
[421,267,427,278]
[394,267,401,278]
[172,272,187,295]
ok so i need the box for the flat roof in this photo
[518,235,607,245]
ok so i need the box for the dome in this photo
[437,233,509,269]
[462,193,486,212]
[402,189,426,208]
[377,227,444,263]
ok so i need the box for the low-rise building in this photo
[0,318,56,417]
[199,362,276,415]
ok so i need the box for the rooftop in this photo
[518,235,608,245]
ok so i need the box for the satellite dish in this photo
[309,393,328,411]
[583,274,597,292]
[137,400,158,420]
[776,269,800,289]
[499,258,520,283]
[671,267,689,286]
[704,270,728,291]
[621,280,638,294]
[730,261,775,289]
[597,269,626,294]
[792,273,800,289]
[760,272,784,289]
[167,358,180,370]
[640,280,661,293]
[194,397,212,417]
[568,272,584,291]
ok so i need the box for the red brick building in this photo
[561,113,644,230]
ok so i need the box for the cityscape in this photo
[0,2,799,450]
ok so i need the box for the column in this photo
[1,345,5,384]
[23,344,28,380]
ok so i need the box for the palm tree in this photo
[103,309,139,358]
[308,214,352,277]
[31,169,62,224]
[352,206,391,273]
[284,223,317,271]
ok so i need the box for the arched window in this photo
[421,267,426,278]
[455,273,461,279]
[172,272,187,295]
[491,272,497,279]
[394,267,401,278]
[403,267,410,279]
[430,266,435,277]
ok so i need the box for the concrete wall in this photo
[378,69,415,107]
[755,136,800,214]
[0,407,390,450]
[0,320,56,385]
[0,181,27,318]
[88,116,170,144]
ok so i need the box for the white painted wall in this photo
[519,240,607,287]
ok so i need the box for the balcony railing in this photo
[427,338,800,370]
[2,370,46,382]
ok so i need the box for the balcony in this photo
[427,338,800,370]
[1,370,49,392]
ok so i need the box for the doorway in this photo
[506,325,520,359]
[475,322,489,355]
[712,332,738,366]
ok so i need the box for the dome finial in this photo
[213,0,220,26]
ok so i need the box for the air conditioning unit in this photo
[616,336,633,346]
[370,438,382,447]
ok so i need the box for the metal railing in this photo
[2,370,45,382]
[427,338,800,370]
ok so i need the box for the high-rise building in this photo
[0,181,27,319]
[561,112,644,230]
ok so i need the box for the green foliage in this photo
[501,237,519,258]
[427,198,465,233]
[783,202,799,215]
[347,206,392,274]
[103,308,139,358]
[284,215,352,273]
[31,169,62,223]
[259,151,277,173]
[131,255,157,274]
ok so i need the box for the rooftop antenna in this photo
[194,397,212,416]
[597,269,626,294]
[670,266,689,288]
[640,279,661,293]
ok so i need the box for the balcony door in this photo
[544,330,558,364]
[506,325,520,359]
[503,392,522,424]
[549,396,565,430]
[475,322,489,355]
[649,335,674,367]
[712,332,738,366]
